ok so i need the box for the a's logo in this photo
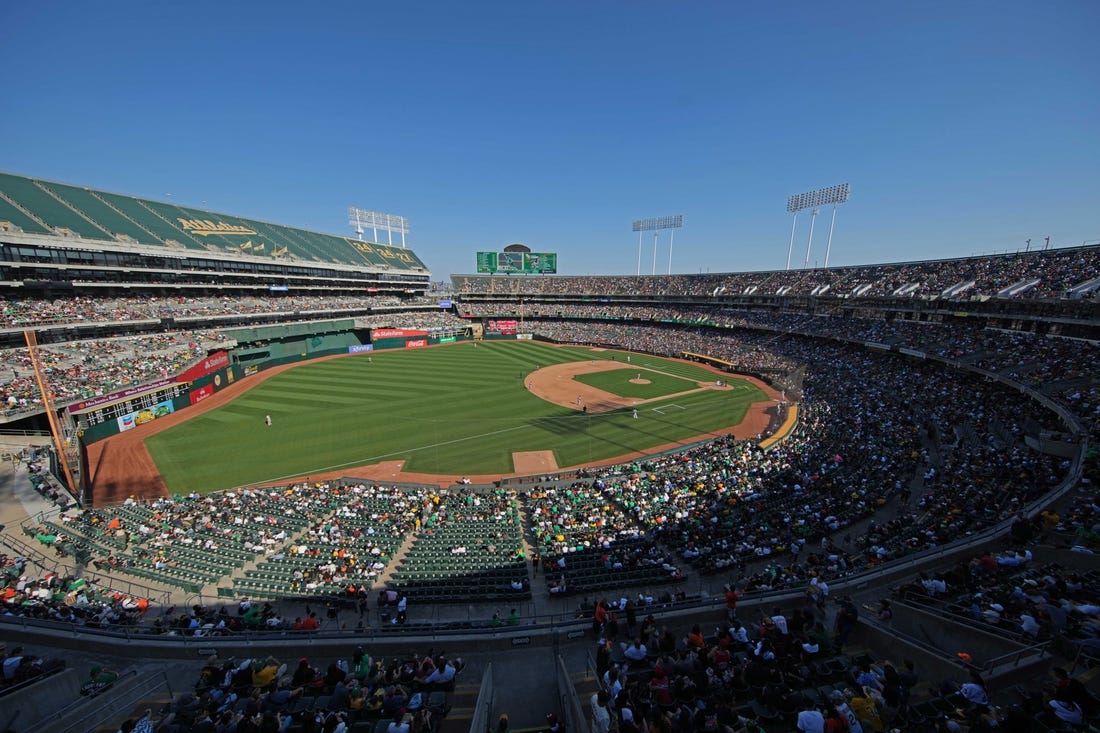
[177,218,258,237]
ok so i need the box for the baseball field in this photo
[141,341,772,493]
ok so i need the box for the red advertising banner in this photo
[404,339,428,348]
[175,351,230,383]
[488,319,518,335]
[189,384,215,405]
[372,328,429,340]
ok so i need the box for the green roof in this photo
[0,171,428,272]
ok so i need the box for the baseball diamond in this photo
[90,341,781,498]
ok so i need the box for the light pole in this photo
[785,211,798,271]
[785,184,849,269]
[348,207,410,247]
[632,215,685,275]
[823,205,839,268]
[804,207,818,269]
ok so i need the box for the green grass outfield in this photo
[573,367,700,399]
[145,341,767,493]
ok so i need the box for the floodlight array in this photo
[632,215,684,232]
[348,207,409,235]
[786,183,850,213]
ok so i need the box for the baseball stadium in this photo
[0,168,1096,733]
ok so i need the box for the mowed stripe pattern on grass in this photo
[144,341,767,493]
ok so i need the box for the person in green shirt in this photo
[352,646,374,682]
[81,665,119,696]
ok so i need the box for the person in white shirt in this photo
[590,690,612,733]
[1019,613,1042,637]
[770,608,789,634]
[920,573,947,596]
[829,691,864,733]
[387,711,410,733]
[622,638,648,663]
[796,707,825,733]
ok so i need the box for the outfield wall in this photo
[77,361,241,444]
[370,333,472,350]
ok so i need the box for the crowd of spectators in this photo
[0,294,442,328]
[7,303,1074,608]
[579,487,1100,733]
[452,244,1100,300]
[585,590,929,733]
[1,546,152,628]
[551,336,1068,592]
[103,641,463,733]
[898,552,1096,646]
[0,329,231,417]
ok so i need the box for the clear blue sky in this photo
[2,1,1098,279]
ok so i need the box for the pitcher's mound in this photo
[629,378,651,385]
[513,450,559,474]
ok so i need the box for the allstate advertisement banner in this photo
[371,328,428,340]
[348,344,374,354]
[405,339,428,348]
[175,351,230,383]
[117,399,175,432]
[488,319,518,335]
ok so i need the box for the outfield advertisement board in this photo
[190,384,215,405]
[348,344,374,354]
[68,379,179,414]
[405,339,428,348]
[176,351,230,382]
[117,399,175,432]
[372,328,428,340]
[488,319,518,335]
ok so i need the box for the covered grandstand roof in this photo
[0,171,428,273]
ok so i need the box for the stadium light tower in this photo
[785,183,849,269]
[348,207,410,248]
[632,215,684,275]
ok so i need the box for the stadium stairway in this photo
[93,690,175,733]
[568,665,601,733]
[367,529,418,591]
[435,681,481,733]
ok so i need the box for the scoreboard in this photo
[75,382,190,427]
[476,251,557,274]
